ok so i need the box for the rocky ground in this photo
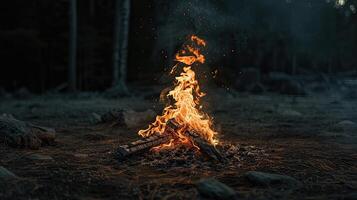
[0,87,356,200]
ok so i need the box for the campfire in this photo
[117,35,222,161]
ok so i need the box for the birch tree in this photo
[111,0,130,95]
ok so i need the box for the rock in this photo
[0,114,56,149]
[196,178,236,200]
[26,154,53,161]
[98,109,126,126]
[92,109,156,128]
[244,171,301,188]
[0,166,18,181]
[266,72,306,95]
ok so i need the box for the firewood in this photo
[116,119,223,162]
[116,133,173,160]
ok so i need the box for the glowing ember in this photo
[138,35,218,151]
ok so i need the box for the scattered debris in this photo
[90,109,125,125]
[196,178,236,200]
[244,171,301,188]
[129,143,267,172]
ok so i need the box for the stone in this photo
[0,114,56,149]
[92,109,156,128]
[196,178,236,200]
[98,109,126,126]
[244,171,301,188]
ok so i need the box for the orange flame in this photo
[138,35,218,150]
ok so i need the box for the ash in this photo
[137,143,268,171]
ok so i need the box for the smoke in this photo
[153,0,344,59]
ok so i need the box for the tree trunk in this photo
[112,0,130,95]
[68,0,77,92]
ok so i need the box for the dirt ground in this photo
[0,87,356,200]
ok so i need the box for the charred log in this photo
[116,119,223,161]
[166,119,224,161]
[116,133,173,160]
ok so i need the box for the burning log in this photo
[116,119,223,161]
[166,120,223,161]
[116,133,173,159]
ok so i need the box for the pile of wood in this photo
[116,119,223,161]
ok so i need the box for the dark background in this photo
[0,0,356,93]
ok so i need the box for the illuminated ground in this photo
[0,88,356,199]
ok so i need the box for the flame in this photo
[138,35,218,151]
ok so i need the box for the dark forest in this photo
[0,0,356,200]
